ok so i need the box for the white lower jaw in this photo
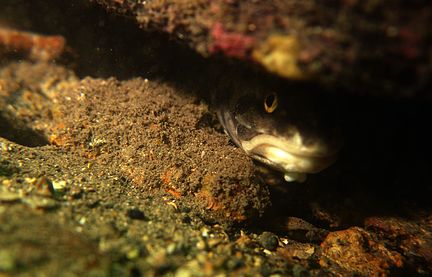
[241,135,335,182]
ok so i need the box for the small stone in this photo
[34,176,54,197]
[258,231,279,251]
[279,242,315,260]
[0,190,21,203]
[175,268,193,277]
[82,185,96,193]
[201,227,210,238]
[166,243,177,254]
[87,199,100,208]
[292,264,308,277]
[181,216,192,224]
[196,239,207,250]
[79,217,87,225]
[126,208,147,220]
[207,238,222,248]
[126,247,140,260]
[283,216,328,242]
[23,196,58,210]
[226,258,244,270]
[1,179,12,186]
[52,180,67,192]
[263,249,273,255]
[0,250,16,271]
[70,186,83,199]
[24,177,37,184]
[1,142,11,152]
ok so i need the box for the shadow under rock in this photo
[0,113,49,147]
[261,96,432,230]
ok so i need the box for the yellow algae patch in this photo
[252,35,306,80]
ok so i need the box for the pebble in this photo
[258,232,279,251]
[0,190,21,203]
[23,196,58,210]
[126,247,140,260]
[0,250,15,271]
[280,242,315,260]
[34,176,55,197]
[292,264,308,277]
[1,179,12,186]
[52,180,67,192]
[226,257,244,270]
[181,216,192,224]
[70,187,83,199]
[207,238,222,248]
[166,243,177,254]
[79,217,87,225]
[87,199,100,208]
[196,239,207,250]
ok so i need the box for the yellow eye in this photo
[264,93,278,113]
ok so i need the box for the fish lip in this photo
[241,137,338,174]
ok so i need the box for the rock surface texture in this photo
[95,0,432,98]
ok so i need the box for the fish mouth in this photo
[217,110,338,182]
[240,133,337,182]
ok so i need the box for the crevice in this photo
[0,113,48,147]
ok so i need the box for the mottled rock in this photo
[278,241,315,261]
[0,190,20,203]
[1,61,270,225]
[320,227,404,275]
[34,176,55,197]
[23,196,58,210]
[258,231,279,251]
[96,0,432,98]
[365,216,432,273]
[50,77,270,224]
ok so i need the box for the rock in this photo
[51,77,270,224]
[258,231,279,251]
[282,217,328,243]
[52,180,67,192]
[69,186,83,199]
[0,249,15,271]
[95,0,432,98]
[320,227,404,275]
[34,176,55,197]
[278,241,315,261]
[0,190,20,203]
[23,196,58,210]
[365,216,432,273]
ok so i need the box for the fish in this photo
[214,81,342,182]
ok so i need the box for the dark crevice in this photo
[0,113,49,147]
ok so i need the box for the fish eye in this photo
[264,93,278,113]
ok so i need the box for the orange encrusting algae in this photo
[0,27,65,61]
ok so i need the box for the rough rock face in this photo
[320,227,404,275]
[52,77,271,223]
[0,62,270,224]
[94,0,432,98]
